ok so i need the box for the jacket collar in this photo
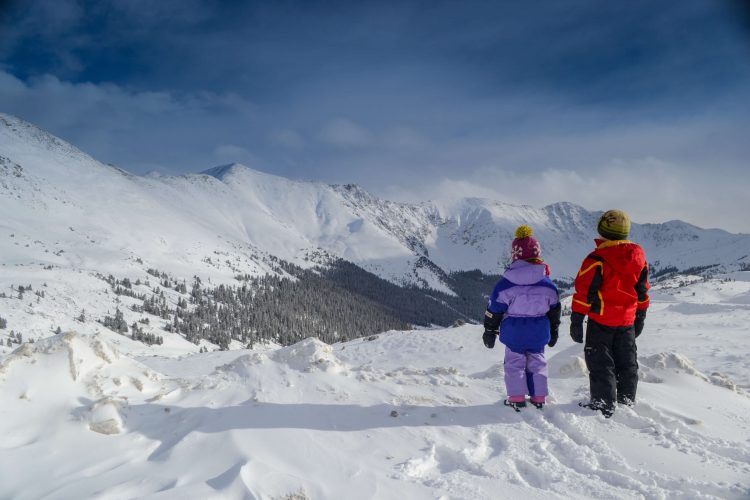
[595,238,633,249]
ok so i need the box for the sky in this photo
[1,0,749,232]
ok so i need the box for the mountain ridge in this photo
[2,111,750,349]
[2,111,748,287]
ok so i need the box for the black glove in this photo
[570,312,585,343]
[634,309,646,338]
[483,310,501,332]
[548,328,559,347]
[483,330,497,348]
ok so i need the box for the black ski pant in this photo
[584,319,638,408]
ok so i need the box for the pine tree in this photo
[102,308,128,334]
[114,308,127,333]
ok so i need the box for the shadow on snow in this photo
[122,400,523,461]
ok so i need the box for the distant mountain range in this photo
[2,113,747,288]
[2,112,748,345]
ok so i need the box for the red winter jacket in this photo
[572,239,650,327]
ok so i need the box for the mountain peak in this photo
[0,112,120,179]
[0,112,79,156]
[199,163,304,187]
[200,163,254,180]
[331,183,374,200]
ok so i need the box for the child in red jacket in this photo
[570,209,650,418]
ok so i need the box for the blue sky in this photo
[1,0,749,231]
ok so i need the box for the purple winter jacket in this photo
[487,260,560,353]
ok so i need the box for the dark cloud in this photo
[1,0,749,231]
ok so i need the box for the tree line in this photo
[100,258,502,349]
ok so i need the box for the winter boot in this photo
[530,396,545,409]
[617,396,635,407]
[504,399,527,412]
[579,400,614,418]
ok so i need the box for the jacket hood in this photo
[594,239,646,274]
[504,260,548,285]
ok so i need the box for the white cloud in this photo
[269,129,304,149]
[318,118,372,148]
[0,70,258,173]
[382,126,429,149]
[213,144,256,164]
[1,69,748,233]
[383,158,750,233]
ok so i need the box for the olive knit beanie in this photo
[597,209,631,240]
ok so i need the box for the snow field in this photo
[1,275,749,500]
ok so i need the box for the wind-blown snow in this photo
[1,275,748,499]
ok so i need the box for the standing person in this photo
[570,209,650,418]
[483,225,561,410]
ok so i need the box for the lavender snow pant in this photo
[504,347,548,403]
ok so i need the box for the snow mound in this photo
[730,290,750,304]
[213,352,270,378]
[270,338,348,373]
[86,396,127,435]
[642,352,706,376]
[666,302,738,314]
[1,331,119,382]
[0,331,171,435]
[556,355,588,378]
[468,362,503,379]
[707,371,741,392]
[641,352,743,393]
[2,321,750,499]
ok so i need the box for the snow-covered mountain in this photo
[2,113,750,499]
[4,110,750,346]
[2,112,748,292]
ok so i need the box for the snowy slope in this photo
[3,111,749,288]
[3,111,750,350]
[1,274,748,499]
[0,112,443,293]
[0,114,282,282]
[427,199,750,281]
[2,112,749,498]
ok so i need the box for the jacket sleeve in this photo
[572,253,604,316]
[486,280,510,314]
[484,280,508,331]
[635,263,650,311]
[547,302,561,332]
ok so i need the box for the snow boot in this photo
[504,399,526,412]
[579,401,614,418]
[617,396,635,407]
[530,396,545,409]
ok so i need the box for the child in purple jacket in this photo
[483,225,561,410]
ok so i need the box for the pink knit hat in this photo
[511,225,542,262]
